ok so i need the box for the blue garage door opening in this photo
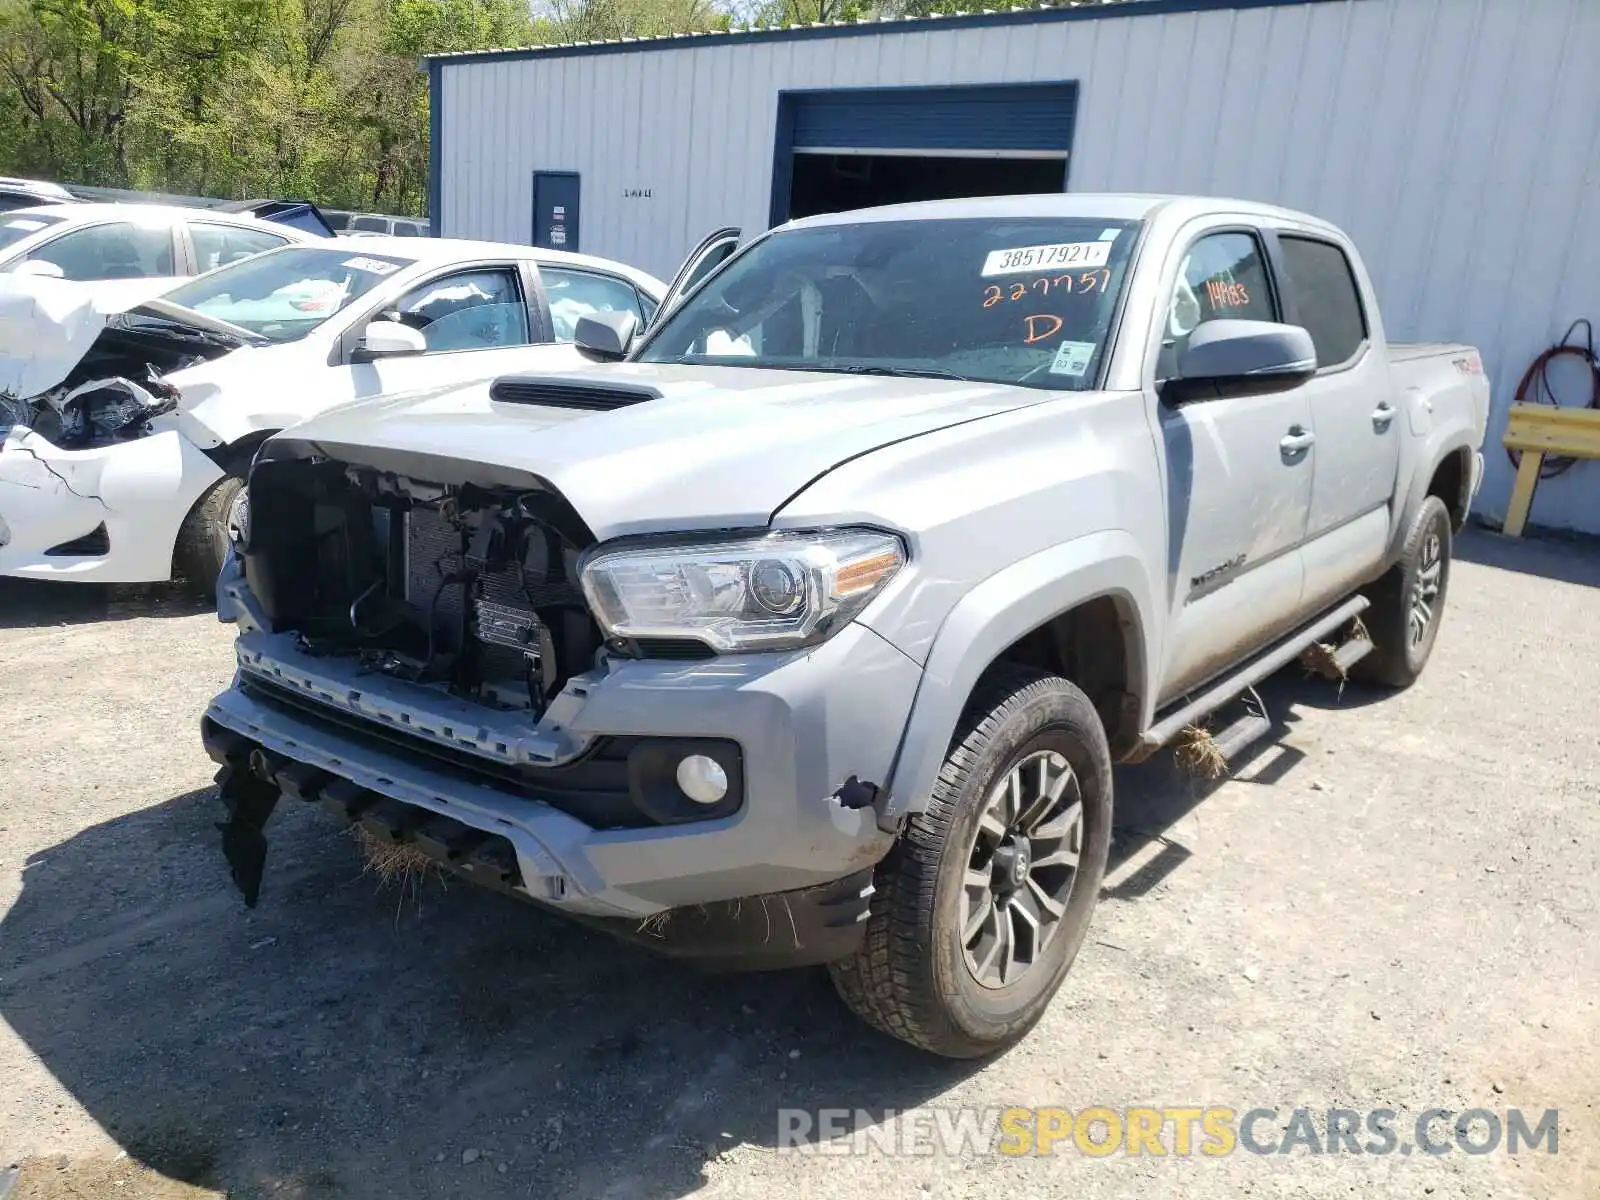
[771,82,1078,225]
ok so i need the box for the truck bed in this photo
[1388,341,1477,364]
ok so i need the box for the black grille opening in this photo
[633,638,717,661]
[489,375,662,411]
[45,524,110,556]
[239,674,648,826]
[242,456,606,712]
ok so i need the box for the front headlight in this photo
[580,528,905,653]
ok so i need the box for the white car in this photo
[0,202,326,306]
[0,235,677,588]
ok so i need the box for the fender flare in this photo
[1391,427,1478,559]
[875,529,1158,832]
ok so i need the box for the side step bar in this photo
[1209,707,1273,762]
[1140,595,1371,754]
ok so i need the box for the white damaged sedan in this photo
[0,236,668,587]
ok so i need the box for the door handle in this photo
[1280,426,1316,456]
[1372,400,1396,429]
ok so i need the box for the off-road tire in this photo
[1353,495,1453,688]
[174,473,245,593]
[829,666,1113,1058]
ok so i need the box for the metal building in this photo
[427,0,1600,534]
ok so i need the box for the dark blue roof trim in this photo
[427,59,442,229]
[426,0,1344,66]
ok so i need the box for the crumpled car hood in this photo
[0,274,183,399]
[267,362,1049,541]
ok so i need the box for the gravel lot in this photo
[1,526,1596,1200]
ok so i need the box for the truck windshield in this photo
[162,246,414,342]
[638,217,1139,389]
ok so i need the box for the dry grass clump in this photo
[1174,723,1229,779]
[1300,615,1372,686]
[636,910,673,938]
[350,825,444,919]
[1300,640,1344,680]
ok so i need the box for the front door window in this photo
[388,268,530,352]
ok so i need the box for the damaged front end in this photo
[4,369,181,449]
[0,303,255,580]
[238,453,605,717]
[2,306,245,448]
[206,444,910,958]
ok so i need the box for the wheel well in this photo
[203,430,279,478]
[1427,448,1469,532]
[983,596,1142,758]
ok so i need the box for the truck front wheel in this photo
[829,667,1112,1058]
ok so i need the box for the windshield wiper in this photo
[774,363,976,382]
[123,299,269,346]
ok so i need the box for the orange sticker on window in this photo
[1205,279,1251,308]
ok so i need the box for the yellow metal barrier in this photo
[1501,404,1600,536]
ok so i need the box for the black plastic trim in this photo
[44,524,109,556]
[571,867,876,970]
[489,374,662,410]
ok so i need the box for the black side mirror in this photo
[574,310,638,361]
[1166,319,1317,402]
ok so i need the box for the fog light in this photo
[676,754,729,805]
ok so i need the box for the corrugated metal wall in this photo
[436,0,1600,533]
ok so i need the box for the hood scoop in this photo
[489,375,662,412]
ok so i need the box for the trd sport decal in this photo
[1190,553,1248,592]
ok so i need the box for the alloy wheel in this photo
[959,748,1084,990]
[1409,527,1443,648]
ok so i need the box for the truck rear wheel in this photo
[174,473,246,593]
[829,666,1112,1058]
[1354,495,1452,688]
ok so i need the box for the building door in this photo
[531,171,580,251]
[770,83,1077,224]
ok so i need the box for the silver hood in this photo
[268,363,1048,540]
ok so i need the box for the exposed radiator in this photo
[404,507,532,660]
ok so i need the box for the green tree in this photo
[0,0,760,217]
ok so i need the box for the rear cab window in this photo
[1278,235,1368,368]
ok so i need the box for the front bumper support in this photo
[204,618,916,918]
[207,721,876,967]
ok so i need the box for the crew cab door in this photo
[1152,226,1315,702]
[1269,229,1398,610]
[651,227,740,327]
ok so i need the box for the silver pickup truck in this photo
[205,195,1489,1058]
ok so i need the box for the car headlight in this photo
[580,528,905,653]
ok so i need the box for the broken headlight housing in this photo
[579,528,905,653]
